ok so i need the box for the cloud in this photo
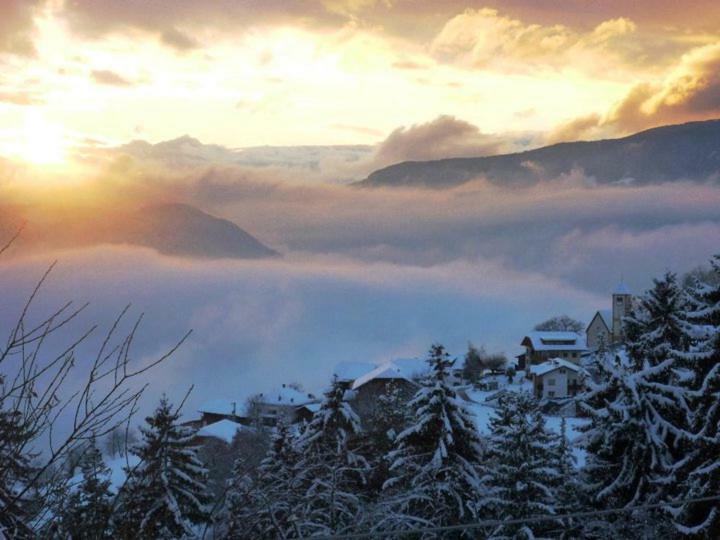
[59,0,354,50]
[160,27,200,51]
[91,69,134,86]
[371,115,512,166]
[429,8,656,73]
[548,41,720,140]
[0,90,44,106]
[0,0,40,57]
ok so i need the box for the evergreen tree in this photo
[383,344,485,535]
[292,377,368,536]
[363,382,408,495]
[115,397,210,539]
[221,421,301,539]
[672,254,720,536]
[482,392,560,539]
[623,273,694,493]
[0,406,34,539]
[578,351,680,537]
[57,436,114,539]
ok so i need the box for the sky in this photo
[2,0,720,163]
[1,1,720,421]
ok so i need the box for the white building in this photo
[529,358,584,399]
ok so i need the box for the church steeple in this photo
[612,281,632,343]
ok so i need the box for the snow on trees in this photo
[220,420,301,539]
[56,436,114,539]
[671,254,720,536]
[291,377,368,536]
[482,392,560,538]
[382,344,485,534]
[115,397,210,539]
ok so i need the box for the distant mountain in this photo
[357,119,720,188]
[117,136,373,172]
[126,203,278,259]
[0,202,278,260]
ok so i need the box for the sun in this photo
[2,112,70,166]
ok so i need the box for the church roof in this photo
[588,309,612,331]
[614,282,631,295]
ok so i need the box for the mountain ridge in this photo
[356,119,720,188]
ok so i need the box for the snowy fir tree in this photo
[220,420,301,539]
[0,405,35,539]
[578,349,674,513]
[671,254,720,536]
[623,273,694,490]
[291,376,368,536]
[56,436,114,539]
[115,396,211,539]
[363,381,409,494]
[382,344,485,535]
[554,417,585,538]
[482,392,560,539]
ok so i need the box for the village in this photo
[187,283,634,447]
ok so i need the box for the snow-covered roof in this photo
[521,331,587,351]
[196,419,251,444]
[530,358,583,377]
[390,357,431,379]
[614,282,631,295]
[255,384,316,406]
[198,399,240,416]
[298,402,321,413]
[351,363,412,390]
[333,361,376,382]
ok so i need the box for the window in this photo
[548,391,555,397]
[548,378,556,386]
[617,297,624,303]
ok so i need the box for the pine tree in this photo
[0,406,35,539]
[623,273,694,494]
[363,381,408,495]
[383,344,485,534]
[482,392,560,539]
[553,417,590,538]
[115,397,211,539]
[672,254,720,536]
[57,436,114,539]
[292,377,368,536]
[221,421,301,539]
[579,351,666,506]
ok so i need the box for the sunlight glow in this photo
[1,111,69,166]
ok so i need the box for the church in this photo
[586,283,633,350]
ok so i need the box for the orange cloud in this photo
[0,0,41,56]
[548,41,720,141]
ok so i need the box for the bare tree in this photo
[0,229,189,534]
[534,315,584,333]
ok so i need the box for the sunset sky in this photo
[2,0,720,168]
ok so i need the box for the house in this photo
[197,399,245,426]
[247,384,318,427]
[529,358,584,399]
[520,331,586,369]
[348,361,420,421]
[198,384,318,429]
[586,283,633,349]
